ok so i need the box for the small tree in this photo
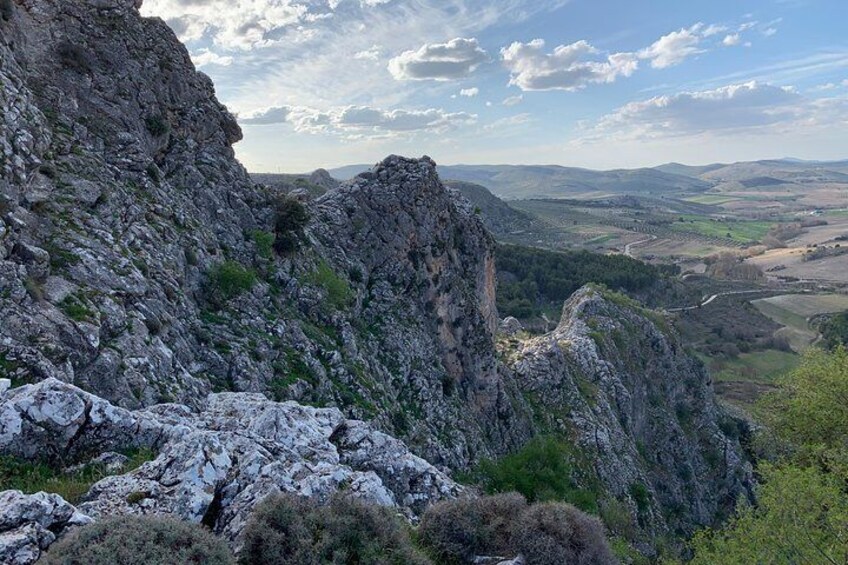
[42,515,234,565]
[273,195,309,254]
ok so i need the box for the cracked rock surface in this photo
[0,378,462,557]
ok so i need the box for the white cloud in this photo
[354,45,383,60]
[638,23,706,69]
[722,34,741,47]
[581,82,848,141]
[191,49,234,67]
[501,39,637,91]
[460,87,479,97]
[388,38,489,81]
[702,24,728,37]
[240,104,476,134]
[502,94,523,106]
[763,27,778,37]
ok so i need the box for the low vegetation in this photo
[42,515,234,565]
[144,114,169,137]
[0,448,154,503]
[469,435,599,513]
[0,0,13,21]
[820,311,848,350]
[239,493,430,565]
[207,260,257,300]
[56,41,92,73]
[419,494,615,565]
[304,259,353,310]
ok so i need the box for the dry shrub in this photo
[42,515,234,565]
[512,502,617,565]
[419,493,527,563]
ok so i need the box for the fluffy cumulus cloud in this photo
[637,23,707,69]
[460,87,479,97]
[583,81,848,141]
[501,39,638,91]
[388,38,489,81]
[239,104,476,134]
[500,20,760,92]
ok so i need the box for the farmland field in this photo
[752,293,848,351]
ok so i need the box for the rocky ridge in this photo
[500,287,753,538]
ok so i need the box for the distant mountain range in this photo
[329,158,848,200]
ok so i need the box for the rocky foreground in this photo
[0,379,459,562]
[1,0,753,561]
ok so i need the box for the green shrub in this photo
[0,448,154,503]
[38,164,57,179]
[305,260,353,310]
[419,493,526,563]
[24,278,44,301]
[689,464,848,565]
[250,230,275,259]
[511,502,616,565]
[628,482,651,515]
[239,493,430,565]
[42,515,234,565]
[474,436,599,513]
[207,261,256,300]
[273,194,309,254]
[145,114,169,137]
[59,295,96,323]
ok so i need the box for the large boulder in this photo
[0,491,92,565]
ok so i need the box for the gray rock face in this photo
[0,491,92,565]
[0,0,530,471]
[0,378,462,556]
[500,286,754,539]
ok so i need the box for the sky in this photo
[139,0,848,173]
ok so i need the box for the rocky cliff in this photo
[0,0,530,469]
[1,0,752,559]
[499,287,753,540]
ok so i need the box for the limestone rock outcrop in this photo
[0,378,461,558]
[0,491,92,565]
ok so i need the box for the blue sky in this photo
[140,0,848,172]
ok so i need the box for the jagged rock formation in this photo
[499,287,753,539]
[0,378,461,557]
[0,0,752,557]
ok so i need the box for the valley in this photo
[425,160,848,414]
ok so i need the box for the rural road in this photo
[624,236,657,258]
[666,289,775,313]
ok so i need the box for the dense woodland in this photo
[495,244,675,319]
